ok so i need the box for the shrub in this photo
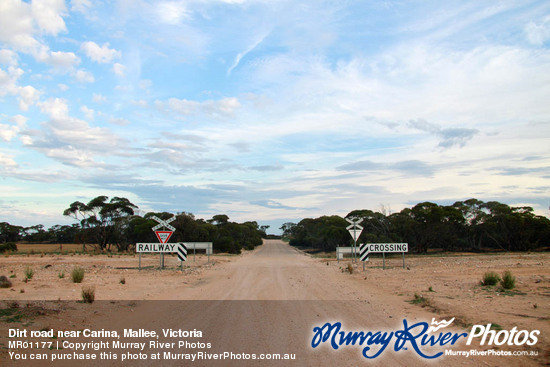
[71,267,85,283]
[81,286,95,303]
[119,277,126,285]
[501,270,516,289]
[410,293,433,308]
[0,242,17,253]
[24,267,34,280]
[0,275,12,288]
[58,270,65,279]
[481,271,500,286]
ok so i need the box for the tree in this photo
[63,196,138,250]
[208,214,229,225]
[23,224,53,243]
[0,222,23,243]
[280,222,296,239]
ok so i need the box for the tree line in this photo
[281,199,550,253]
[0,196,266,254]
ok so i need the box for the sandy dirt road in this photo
[2,240,545,366]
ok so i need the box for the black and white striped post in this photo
[177,243,188,270]
[360,243,369,271]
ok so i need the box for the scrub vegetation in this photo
[481,271,501,286]
[71,267,85,283]
[282,199,550,253]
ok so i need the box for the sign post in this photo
[346,218,363,263]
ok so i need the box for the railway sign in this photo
[151,215,176,232]
[359,243,408,270]
[136,243,178,253]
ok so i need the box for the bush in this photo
[58,270,65,279]
[119,277,126,285]
[81,286,95,303]
[0,242,17,253]
[501,270,516,289]
[71,267,85,283]
[0,275,12,288]
[24,267,34,280]
[481,271,500,286]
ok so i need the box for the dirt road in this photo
[2,240,545,366]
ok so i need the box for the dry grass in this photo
[81,286,95,303]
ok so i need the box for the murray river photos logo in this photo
[310,318,540,360]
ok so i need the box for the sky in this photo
[1,0,550,234]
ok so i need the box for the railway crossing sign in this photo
[152,215,176,232]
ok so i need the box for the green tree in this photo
[0,222,23,243]
[63,196,138,251]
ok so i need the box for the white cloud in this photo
[38,98,69,119]
[0,152,18,169]
[0,66,41,111]
[109,117,130,126]
[93,93,107,103]
[155,97,241,117]
[156,1,190,25]
[41,50,80,68]
[17,85,41,111]
[30,100,125,167]
[227,31,270,76]
[31,0,67,36]
[0,0,38,51]
[74,69,95,83]
[71,0,92,14]
[0,0,67,56]
[0,114,27,142]
[81,41,121,63]
[113,62,126,76]
[0,49,18,66]
[80,105,94,120]
[525,16,550,46]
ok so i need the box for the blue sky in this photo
[1,0,549,233]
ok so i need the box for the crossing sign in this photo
[359,243,408,269]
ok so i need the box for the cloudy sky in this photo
[1,0,549,233]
